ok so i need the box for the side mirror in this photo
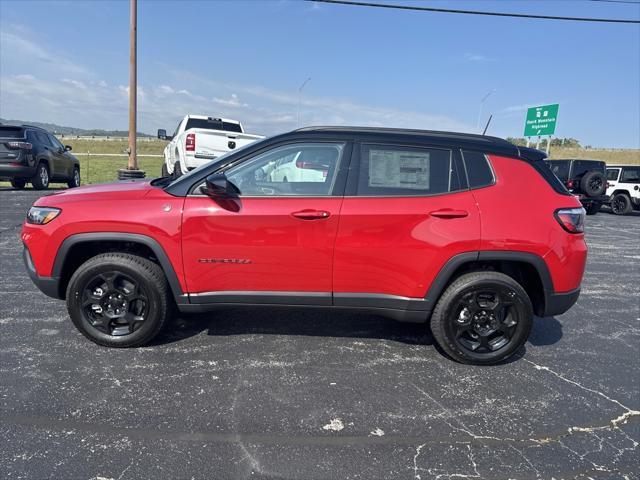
[157,129,167,140]
[64,145,72,151]
[200,172,240,198]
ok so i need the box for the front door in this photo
[181,141,350,304]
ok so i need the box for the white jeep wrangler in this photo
[606,165,640,215]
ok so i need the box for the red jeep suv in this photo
[22,127,587,364]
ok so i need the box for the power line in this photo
[309,0,640,24]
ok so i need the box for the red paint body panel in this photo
[333,191,481,297]
[181,196,343,293]
[475,155,587,292]
[21,181,187,290]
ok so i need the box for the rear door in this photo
[333,142,480,305]
[181,141,351,303]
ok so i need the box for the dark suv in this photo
[0,125,80,190]
[545,159,607,214]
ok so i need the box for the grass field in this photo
[1,138,639,187]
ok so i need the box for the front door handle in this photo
[429,209,469,219]
[291,209,331,220]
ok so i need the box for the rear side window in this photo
[356,144,460,196]
[607,168,620,181]
[35,131,52,146]
[461,151,494,188]
[621,167,640,183]
[571,160,605,177]
[0,127,25,138]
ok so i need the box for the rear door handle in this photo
[291,209,331,220]
[429,209,469,219]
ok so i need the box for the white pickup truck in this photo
[157,115,264,178]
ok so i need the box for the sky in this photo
[0,0,639,147]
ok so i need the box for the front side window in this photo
[620,167,640,183]
[357,144,459,196]
[607,168,621,181]
[48,134,64,150]
[225,142,344,196]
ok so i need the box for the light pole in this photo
[476,89,496,133]
[296,77,311,128]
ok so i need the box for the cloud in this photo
[213,93,248,108]
[0,29,474,136]
[464,53,494,63]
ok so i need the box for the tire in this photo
[172,161,183,179]
[67,167,81,188]
[10,179,26,189]
[610,193,632,215]
[31,162,50,190]
[430,272,533,365]
[66,253,171,348]
[585,202,601,215]
[161,162,169,177]
[579,170,606,196]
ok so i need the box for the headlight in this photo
[26,207,61,225]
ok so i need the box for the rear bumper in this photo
[23,246,62,299]
[543,288,580,317]
[0,164,36,179]
[577,194,608,205]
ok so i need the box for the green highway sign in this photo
[524,104,559,137]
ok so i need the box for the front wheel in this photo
[430,272,533,365]
[66,253,171,347]
[610,193,632,215]
[67,167,81,188]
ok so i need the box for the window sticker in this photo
[369,149,430,190]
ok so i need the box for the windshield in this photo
[162,140,261,189]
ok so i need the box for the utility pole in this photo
[296,77,311,128]
[128,0,137,170]
[119,0,144,179]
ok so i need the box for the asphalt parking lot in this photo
[0,188,638,480]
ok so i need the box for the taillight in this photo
[6,141,32,150]
[554,207,585,233]
[566,180,574,188]
[185,133,196,152]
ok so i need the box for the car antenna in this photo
[482,114,493,135]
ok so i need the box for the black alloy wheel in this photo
[66,253,171,347]
[610,193,632,215]
[81,271,148,336]
[430,271,533,365]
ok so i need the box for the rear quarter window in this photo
[461,151,495,188]
[607,168,621,181]
[356,144,461,196]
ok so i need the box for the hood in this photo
[35,180,154,206]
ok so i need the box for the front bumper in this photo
[23,246,63,299]
[543,287,580,317]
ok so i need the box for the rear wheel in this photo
[610,193,632,215]
[10,179,26,189]
[31,163,50,190]
[66,253,171,347]
[585,202,601,215]
[67,167,81,188]
[430,272,533,365]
